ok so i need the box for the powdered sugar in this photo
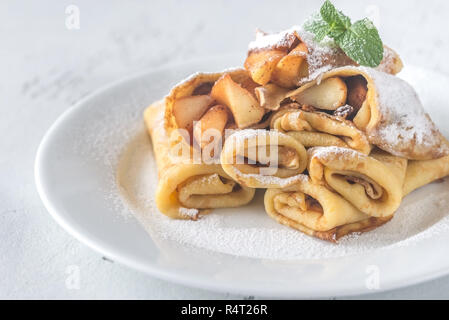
[310,145,362,159]
[361,67,448,157]
[116,130,449,260]
[297,27,349,83]
[287,111,301,124]
[179,207,199,219]
[231,166,306,188]
[248,27,301,51]
[71,89,150,219]
[224,128,281,149]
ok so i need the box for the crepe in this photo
[245,26,403,88]
[261,66,448,160]
[264,176,391,242]
[220,129,307,188]
[403,154,449,196]
[144,100,255,219]
[308,147,407,218]
[270,104,371,154]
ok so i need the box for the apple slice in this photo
[193,105,229,150]
[271,42,309,88]
[289,77,347,110]
[211,74,265,128]
[346,76,368,111]
[172,95,214,131]
[244,50,286,85]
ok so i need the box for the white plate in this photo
[35,55,449,298]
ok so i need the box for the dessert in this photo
[143,1,449,241]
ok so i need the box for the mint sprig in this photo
[304,0,384,67]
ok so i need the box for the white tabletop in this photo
[2,0,449,299]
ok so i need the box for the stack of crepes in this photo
[144,26,449,242]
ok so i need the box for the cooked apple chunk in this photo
[244,50,286,85]
[210,74,265,128]
[193,105,229,150]
[346,76,368,111]
[289,77,347,110]
[172,95,214,132]
[271,42,309,88]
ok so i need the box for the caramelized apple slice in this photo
[271,42,309,88]
[244,50,286,85]
[193,105,229,150]
[211,74,265,128]
[346,76,368,111]
[289,77,347,110]
[172,95,215,131]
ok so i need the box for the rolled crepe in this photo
[403,154,449,196]
[144,100,255,219]
[270,105,371,154]
[220,129,307,188]
[308,147,407,218]
[164,68,264,134]
[264,176,391,242]
[274,67,449,160]
[245,26,403,87]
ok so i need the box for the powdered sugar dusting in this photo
[310,145,362,159]
[117,130,449,260]
[361,67,448,157]
[248,27,299,51]
[226,128,278,145]
[71,88,152,219]
[179,207,199,219]
[297,27,349,83]
[231,166,306,188]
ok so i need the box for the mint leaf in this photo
[336,18,384,67]
[320,0,351,38]
[303,1,384,67]
[304,16,330,42]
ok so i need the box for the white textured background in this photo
[2,0,449,299]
